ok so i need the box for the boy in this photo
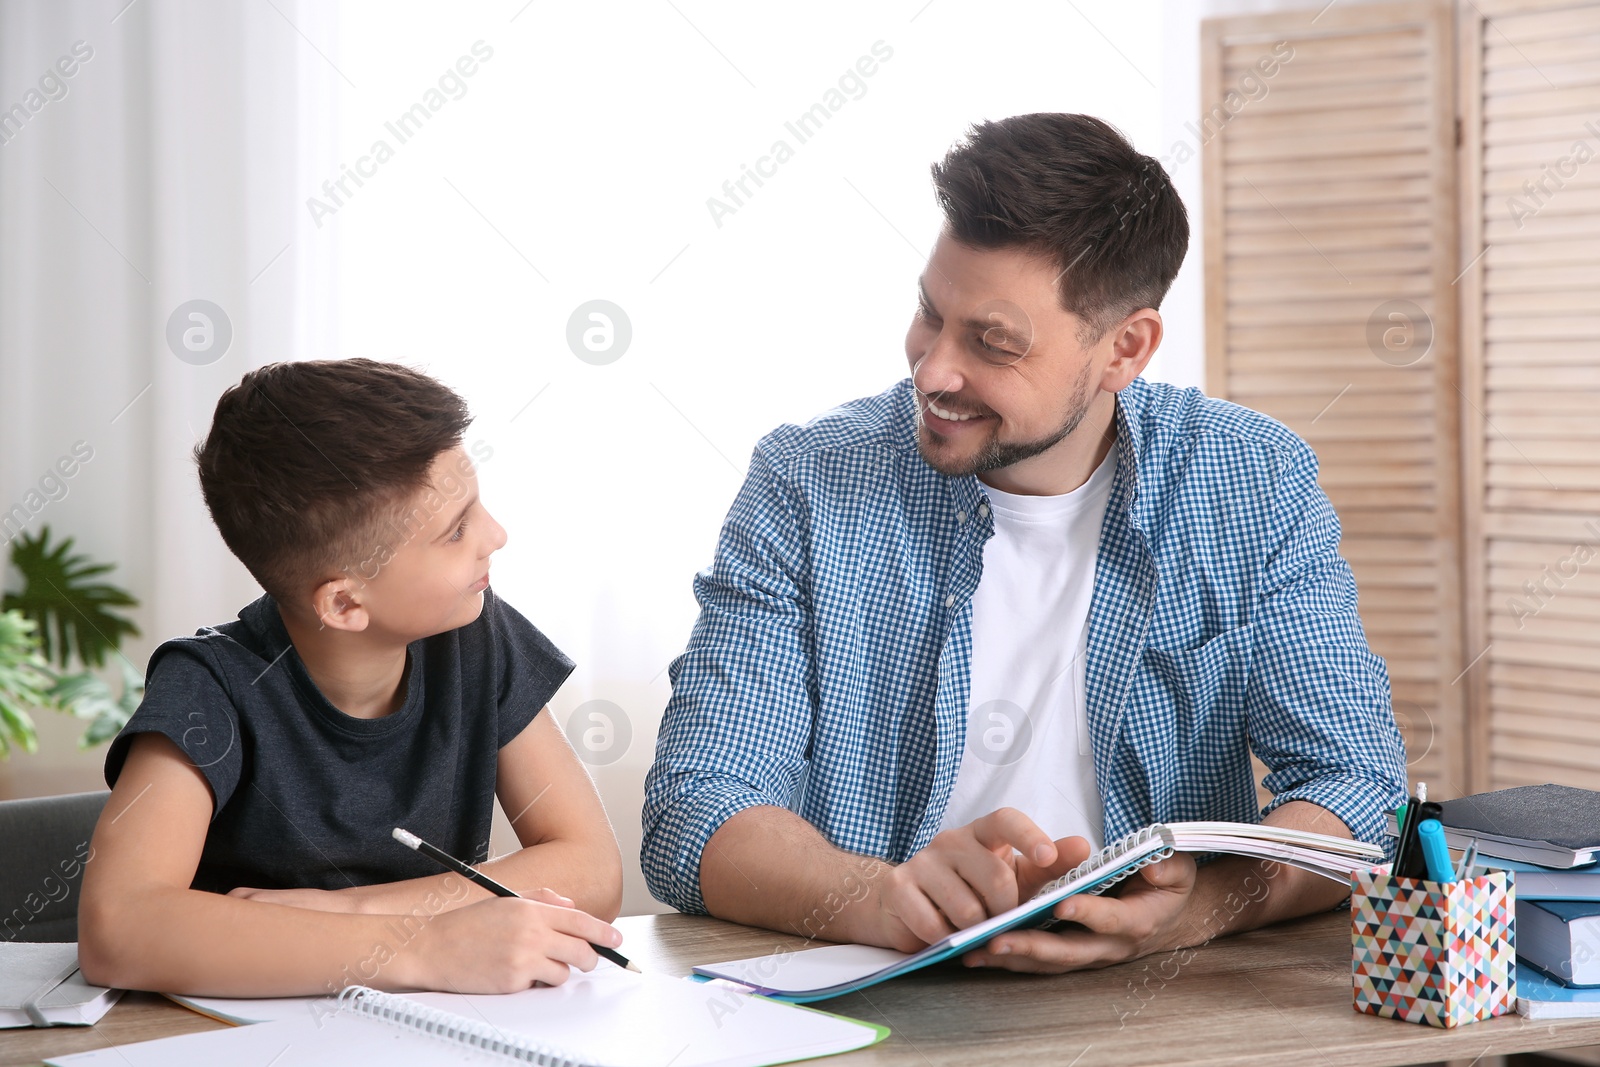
[79,359,624,996]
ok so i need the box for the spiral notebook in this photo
[44,965,887,1067]
[694,820,1386,1002]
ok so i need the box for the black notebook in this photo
[1436,784,1600,868]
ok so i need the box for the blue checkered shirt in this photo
[642,377,1407,914]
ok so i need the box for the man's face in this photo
[903,232,1116,480]
[348,445,507,641]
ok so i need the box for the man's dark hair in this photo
[930,113,1189,344]
[194,359,472,603]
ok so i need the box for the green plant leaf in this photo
[4,526,140,669]
[0,609,52,758]
[49,660,145,749]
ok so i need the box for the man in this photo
[642,113,1405,972]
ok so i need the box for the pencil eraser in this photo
[392,827,421,849]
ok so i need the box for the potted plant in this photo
[0,526,142,756]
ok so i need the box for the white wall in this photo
[3,0,1263,917]
[325,0,1186,915]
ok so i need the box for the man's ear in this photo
[312,577,369,633]
[1100,309,1163,391]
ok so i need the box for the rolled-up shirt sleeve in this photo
[1246,438,1409,853]
[642,444,819,914]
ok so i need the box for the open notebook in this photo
[695,821,1386,1002]
[46,965,887,1067]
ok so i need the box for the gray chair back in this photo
[0,790,109,943]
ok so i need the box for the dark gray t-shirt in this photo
[104,589,574,894]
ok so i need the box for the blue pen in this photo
[1418,818,1455,883]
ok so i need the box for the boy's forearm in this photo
[79,884,459,997]
[482,838,623,920]
[333,837,624,921]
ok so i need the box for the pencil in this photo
[392,827,639,973]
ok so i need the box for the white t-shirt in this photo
[937,447,1117,849]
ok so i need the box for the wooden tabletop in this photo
[6,910,1600,1067]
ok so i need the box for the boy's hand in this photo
[400,894,623,993]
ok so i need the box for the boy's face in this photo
[344,445,506,642]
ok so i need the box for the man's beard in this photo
[916,361,1096,479]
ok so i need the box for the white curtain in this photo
[0,0,339,796]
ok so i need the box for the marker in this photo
[1392,785,1424,879]
[1418,819,1454,883]
[1402,801,1446,878]
[392,827,639,973]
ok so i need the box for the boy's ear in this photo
[313,577,369,633]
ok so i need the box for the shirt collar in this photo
[1110,379,1153,536]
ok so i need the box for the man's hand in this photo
[960,852,1199,972]
[956,799,1352,973]
[870,808,1092,951]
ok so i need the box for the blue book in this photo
[1518,967,1600,1019]
[1520,900,1600,987]
[1478,857,1600,901]
[692,822,1384,1002]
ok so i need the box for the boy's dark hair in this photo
[194,359,472,603]
[930,113,1189,344]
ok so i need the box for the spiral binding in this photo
[336,986,592,1066]
[1034,825,1174,899]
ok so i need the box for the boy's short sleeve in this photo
[104,642,244,818]
[484,591,575,748]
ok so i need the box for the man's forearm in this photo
[699,805,892,944]
[1171,800,1352,948]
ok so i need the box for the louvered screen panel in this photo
[1202,0,1463,802]
[1463,0,1600,791]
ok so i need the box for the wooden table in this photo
[7,911,1600,1067]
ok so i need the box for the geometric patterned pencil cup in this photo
[1351,868,1516,1028]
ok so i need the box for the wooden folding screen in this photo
[1201,1,1466,798]
[1460,0,1600,790]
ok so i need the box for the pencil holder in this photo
[1351,868,1516,1028]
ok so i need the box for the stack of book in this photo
[1419,783,1600,1019]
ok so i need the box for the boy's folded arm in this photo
[78,732,617,997]
[285,710,625,923]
